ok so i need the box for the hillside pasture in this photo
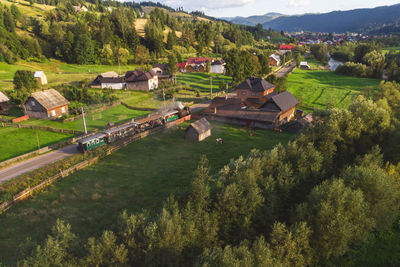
[0,127,73,162]
[287,69,381,110]
[0,122,294,265]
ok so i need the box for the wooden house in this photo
[185,118,211,142]
[24,89,69,119]
[204,91,299,129]
[268,54,280,66]
[236,77,275,105]
[152,64,172,82]
[34,71,48,85]
[125,70,158,90]
[89,71,125,89]
[0,91,10,114]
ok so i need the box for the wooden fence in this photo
[0,115,191,214]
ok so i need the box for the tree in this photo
[167,53,178,77]
[354,43,377,63]
[74,34,94,64]
[310,44,328,64]
[11,70,38,104]
[135,45,150,64]
[296,179,373,261]
[166,31,176,50]
[116,47,129,65]
[100,44,113,65]
[363,50,385,78]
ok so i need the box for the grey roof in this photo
[271,91,299,111]
[269,54,280,62]
[78,133,106,144]
[187,118,211,134]
[0,91,9,103]
[237,77,275,92]
[28,89,69,110]
[125,70,156,82]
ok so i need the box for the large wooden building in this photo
[185,118,211,142]
[125,70,158,90]
[24,89,69,119]
[204,78,298,129]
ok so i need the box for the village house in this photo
[300,61,311,70]
[152,64,172,82]
[203,78,299,129]
[268,54,280,66]
[125,70,158,90]
[185,118,211,142]
[34,71,48,85]
[211,60,226,74]
[177,62,187,73]
[89,71,125,89]
[24,89,69,119]
[0,91,10,114]
[280,44,295,50]
[236,77,275,106]
[185,57,213,73]
[73,5,88,12]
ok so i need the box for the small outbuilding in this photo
[34,71,48,85]
[0,91,10,114]
[185,118,211,142]
[24,89,69,119]
[300,61,311,70]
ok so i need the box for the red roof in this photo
[186,57,213,64]
[280,44,295,50]
[177,62,187,69]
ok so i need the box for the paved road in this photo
[275,62,296,78]
[0,144,78,183]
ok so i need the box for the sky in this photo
[137,0,400,17]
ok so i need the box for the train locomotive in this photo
[77,105,190,153]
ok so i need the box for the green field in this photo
[382,46,400,55]
[177,72,232,93]
[21,104,150,131]
[0,127,73,162]
[0,60,143,91]
[0,121,294,265]
[287,69,381,110]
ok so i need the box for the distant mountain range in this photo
[223,4,400,33]
[222,12,282,26]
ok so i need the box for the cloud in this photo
[288,0,311,7]
[159,0,254,10]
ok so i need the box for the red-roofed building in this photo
[186,57,213,64]
[280,44,295,50]
[177,62,187,72]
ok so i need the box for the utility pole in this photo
[210,76,213,97]
[162,88,166,109]
[81,107,87,135]
[36,131,40,150]
[118,54,121,76]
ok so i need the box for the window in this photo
[241,91,247,95]
[31,100,36,106]
[61,107,66,113]
[51,110,56,116]
[251,92,258,96]
[96,139,99,144]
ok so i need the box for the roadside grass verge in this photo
[0,121,294,265]
[0,127,73,162]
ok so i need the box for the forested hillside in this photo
[0,0,274,66]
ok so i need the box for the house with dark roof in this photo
[185,118,211,142]
[125,70,158,90]
[151,64,172,82]
[203,89,298,129]
[89,71,125,89]
[236,77,275,105]
[24,89,69,119]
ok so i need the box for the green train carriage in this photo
[77,133,107,153]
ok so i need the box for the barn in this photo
[185,118,211,142]
[24,89,69,119]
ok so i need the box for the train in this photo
[77,105,190,153]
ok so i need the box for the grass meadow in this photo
[0,127,73,162]
[287,69,381,110]
[0,121,294,265]
[177,72,232,93]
